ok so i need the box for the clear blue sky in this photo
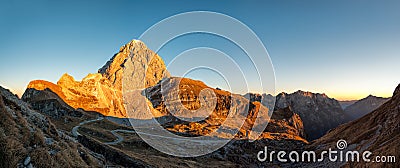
[1,0,399,100]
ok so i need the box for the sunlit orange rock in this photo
[24,40,169,118]
[147,77,307,142]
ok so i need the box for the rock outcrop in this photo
[265,106,305,139]
[244,93,276,110]
[23,40,169,118]
[308,84,400,168]
[22,86,83,119]
[275,91,348,140]
[145,77,306,142]
[244,93,305,141]
[0,86,102,167]
[344,95,390,120]
[24,73,125,117]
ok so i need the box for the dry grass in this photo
[0,134,26,168]
[84,119,132,131]
[79,119,133,143]
[0,95,27,167]
[79,127,116,143]
[0,92,102,167]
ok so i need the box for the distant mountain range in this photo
[338,100,358,109]
[274,91,349,140]
[308,84,400,168]
[344,95,390,120]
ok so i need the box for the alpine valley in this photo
[1,40,398,167]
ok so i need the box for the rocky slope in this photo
[24,40,169,118]
[19,78,308,167]
[23,39,305,142]
[145,77,307,142]
[24,73,125,117]
[274,91,348,140]
[24,76,97,119]
[264,106,305,139]
[244,93,305,139]
[344,95,390,120]
[308,84,400,168]
[0,86,103,167]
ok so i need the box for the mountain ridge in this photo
[307,83,400,167]
[274,90,349,140]
[23,40,169,118]
[344,95,390,120]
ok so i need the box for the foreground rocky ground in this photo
[0,87,105,167]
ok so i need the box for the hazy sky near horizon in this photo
[1,0,399,100]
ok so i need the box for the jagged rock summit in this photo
[98,39,169,91]
[145,77,307,142]
[23,39,169,117]
[275,90,348,140]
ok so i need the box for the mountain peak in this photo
[118,39,146,53]
[294,90,313,97]
[291,90,327,98]
[366,94,375,98]
[98,39,169,90]
[24,40,170,118]
[394,83,400,97]
[57,73,77,87]
[60,73,74,81]
[361,94,390,101]
[344,94,390,120]
[275,89,346,140]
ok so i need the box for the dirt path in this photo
[104,129,136,145]
[71,117,104,137]
[72,117,136,145]
[73,117,207,145]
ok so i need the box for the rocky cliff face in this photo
[275,91,347,140]
[24,73,125,117]
[265,106,305,139]
[98,39,169,91]
[23,40,169,118]
[244,93,275,110]
[145,77,307,142]
[0,86,102,167]
[308,84,400,168]
[22,86,83,119]
[22,39,306,142]
[244,93,305,140]
[344,95,390,120]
